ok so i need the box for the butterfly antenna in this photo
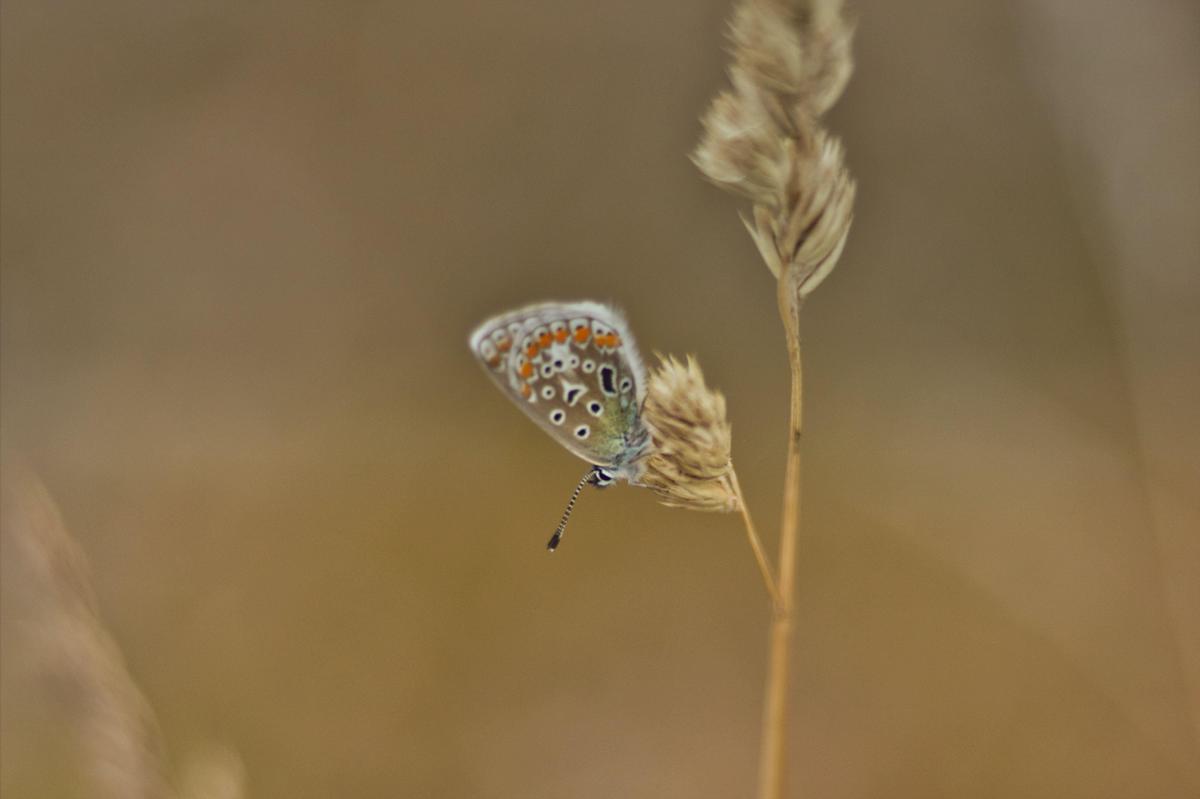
[547,470,595,552]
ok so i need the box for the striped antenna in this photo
[546,470,596,551]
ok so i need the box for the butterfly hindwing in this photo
[469,301,648,472]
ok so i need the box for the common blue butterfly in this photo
[469,301,650,549]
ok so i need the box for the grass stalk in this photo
[758,283,804,799]
[729,466,782,607]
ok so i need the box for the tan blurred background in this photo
[3,1,1198,797]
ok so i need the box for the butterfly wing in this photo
[469,301,649,471]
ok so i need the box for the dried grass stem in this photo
[758,286,804,799]
[729,467,782,607]
[692,0,855,796]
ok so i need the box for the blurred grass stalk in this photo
[691,1,856,796]
[1,458,244,799]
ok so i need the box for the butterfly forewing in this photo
[469,302,647,471]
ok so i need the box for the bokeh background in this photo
[3,1,1198,797]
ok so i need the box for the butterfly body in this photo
[469,301,650,484]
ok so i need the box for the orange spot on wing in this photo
[597,334,616,347]
[519,362,534,378]
[611,334,621,347]
[520,383,532,397]
[497,338,512,352]
[526,343,539,357]
[486,355,501,368]
[555,328,569,343]
[539,332,553,347]
[574,327,590,343]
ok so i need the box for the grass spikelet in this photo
[729,0,854,117]
[639,355,737,513]
[694,0,856,295]
[636,355,782,605]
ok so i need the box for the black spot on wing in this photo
[599,365,616,395]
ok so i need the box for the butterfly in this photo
[469,301,651,550]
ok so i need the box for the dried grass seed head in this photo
[693,0,856,296]
[747,129,856,292]
[730,0,854,118]
[636,355,738,512]
[692,73,791,203]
